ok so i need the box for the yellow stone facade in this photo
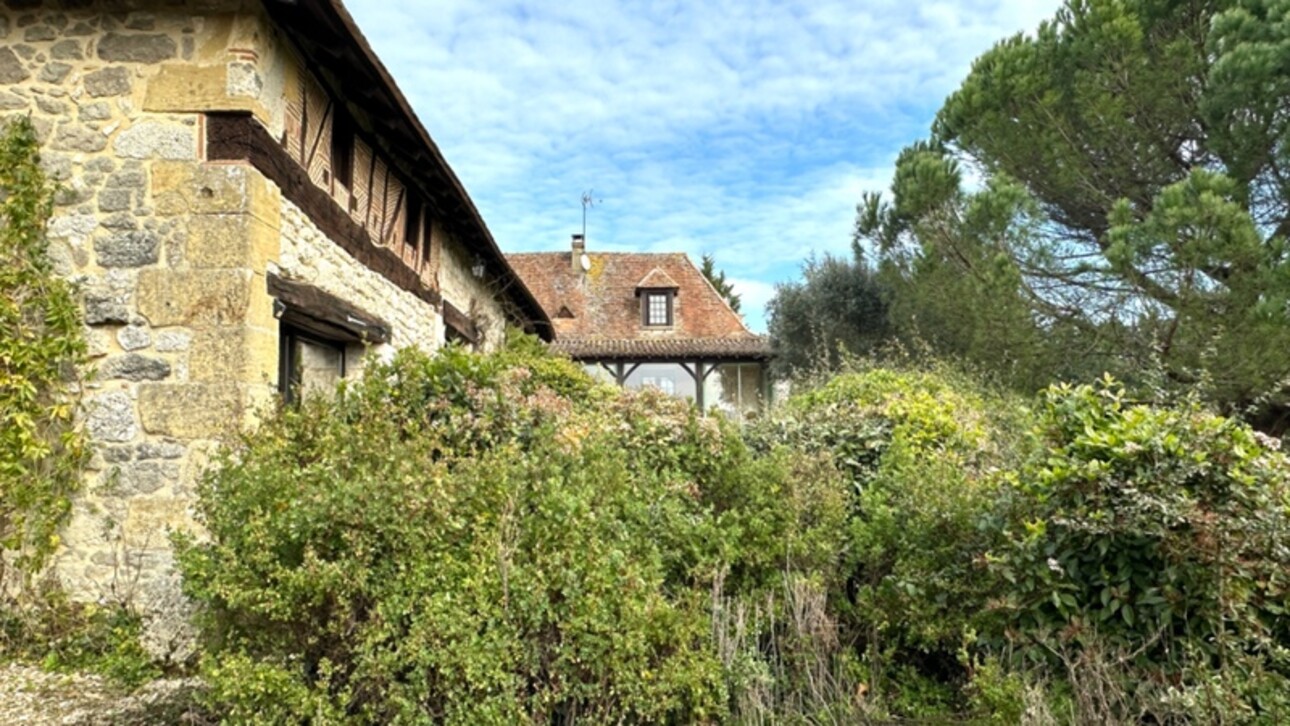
[2,0,521,657]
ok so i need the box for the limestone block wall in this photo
[439,233,509,351]
[0,2,283,657]
[62,159,281,659]
[275,198,441,356]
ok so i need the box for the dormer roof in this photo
[635,268,680,290]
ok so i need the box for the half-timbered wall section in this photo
[283,70,435,288]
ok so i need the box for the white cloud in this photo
[729,277,777,323]
[345,0,1062,332]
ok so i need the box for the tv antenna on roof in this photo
[581,189,601,240]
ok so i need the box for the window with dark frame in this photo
[644,291,672,326]
[279,324,347,405]
[330,110,354,191]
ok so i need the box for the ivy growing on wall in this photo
[0,117,89,584]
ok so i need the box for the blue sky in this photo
[345,0,1061,332]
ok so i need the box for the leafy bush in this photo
[176,341,1290,722]
[755,363,1290,722]
[0,588,160,689]
[752,362,1032,717]
[985,378,1290,707]
[177,341,850,724]
[0,116,88,582]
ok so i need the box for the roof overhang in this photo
[262,0,552,339]
[553,337,773,361]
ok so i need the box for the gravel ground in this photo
[0,663,206,725]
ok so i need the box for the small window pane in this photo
[281,325,348,404]
[404,195,422,250]
[293,338,344,398]
[624,363,694,400]
[647,293,669,325]
[331,112,354,190]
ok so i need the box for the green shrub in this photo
[752,362,1034,718]
[0,116,88,582]
[178,343,1290,721]
[0,588,160,689]
[177,341,850,724]
[986,377,1290,689]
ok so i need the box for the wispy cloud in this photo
[346,0,1061,331]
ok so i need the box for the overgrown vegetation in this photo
[172,338,1290,723]
[0,117,88,584]
[175,341,851,723]
[0,117,165,698]
[0,586,161,689]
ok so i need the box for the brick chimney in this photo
[571,233,586,274]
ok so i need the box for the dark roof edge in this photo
[553,337,773,361]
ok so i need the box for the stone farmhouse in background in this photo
[509,235,772,417]
[1,0,550,651]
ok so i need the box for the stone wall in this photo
[0,0,518,657]
[439,232,509,351]
[0,3,286,659]
[275,198,441,356]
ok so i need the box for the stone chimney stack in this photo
[571,233,586,273]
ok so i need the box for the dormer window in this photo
[636,267,680,328]
[644,291,673,326]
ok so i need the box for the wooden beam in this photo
[598,362,618,383]
[695,362,706,412]
[207,112,441,308]
[267,273,391,343]
[621,362,642,383]
[442,300,478,344]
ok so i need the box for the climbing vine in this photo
[0,117,88,584]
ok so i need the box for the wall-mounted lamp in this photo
[471,258,486,279]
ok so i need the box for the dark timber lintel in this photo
[442,301,479,344]
[267,273,392,344]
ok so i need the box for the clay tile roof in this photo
[506,251,771,360]
[636,268,679,289]
[551,337,771,360]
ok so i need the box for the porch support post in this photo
[695,361,705,413]
[762,361,772,409]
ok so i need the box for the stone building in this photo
[508,236,771,418]
[1,0,550,654]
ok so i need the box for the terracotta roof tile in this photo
[553,337,771,360]
[506,251,769,360]
[636,268,679,289]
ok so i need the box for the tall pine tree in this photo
[700,253,742,314]
[859,0,1290,428]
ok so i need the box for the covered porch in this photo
[586,358,771,417]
